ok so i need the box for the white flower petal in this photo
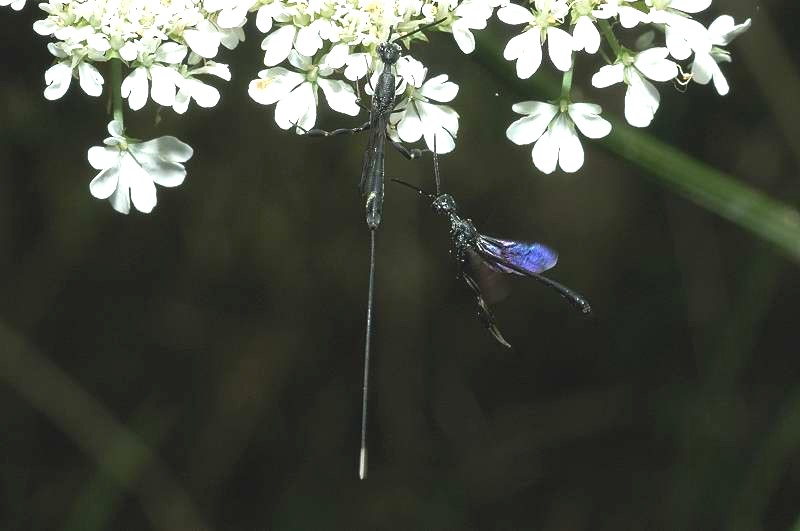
[420,75,458,103]
[109,186,131,214]
[532,129,558,174]
[90,164,121,200]
[295,25,323,57]
[317,78,359,116]
[262,25,296,66]
[504,30,542,79]
[546,27,574,71]
[624,72,660,128]
[77,62,104,97]
[150,65,178,106]
[247,67,305,105]
[123,154,158,214]
[573,16,600,54]
[397,105,423,143]
[184,23,222,59]
[568,103,611,139]
[497,4,533,25]
[669,0,711,14]
[133,136,194,163]
[553,116,583,173]
[44,62,72,100]
[154,42,188,64]
[506,103,558,145]
[634,47,678,82]
[121,66,149,110]
[88,145,119,170]
[592,63,624,88]
[275,82,317,131]
[452,21,476,54]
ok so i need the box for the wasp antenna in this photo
[391,17,448,43]
[391,178,435,200]
[433,136,441,196]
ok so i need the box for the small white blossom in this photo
[43,42,105,100]
[592,47,678,127]
[248,51,360,132]
[0,0,25,10]
[592,0,649,29]
[448,0,496,54]
[645,0,712,60]
[88,121,193,214]
[506,101,611,173]
[389,57,460,153]
[498,0,574,78]
[121,42,187,110]
[691,15,752,96]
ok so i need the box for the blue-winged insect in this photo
[393,147,592,348]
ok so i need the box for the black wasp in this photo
[300,19,446,230]
[393,148,592,349]
[298,18,449,481]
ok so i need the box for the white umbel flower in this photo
[88,121,193,214]
[691,15,752,96]
[592,47,678,127]
[390,57,460,153]
[34,0,241,109]
[248,51,360,132]
[498,0,575,78]
[506,101,611,173]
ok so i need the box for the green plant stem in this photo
[598,19,623,58]
[560,67,573,103]
[111,59,124,129]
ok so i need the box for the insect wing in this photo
[475,245,592,315]
[477,236,558,276]
[466,247,510,305]
[463,250,513,349]
[359,115,386,229]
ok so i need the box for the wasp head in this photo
[376,41,402,66]
[432,194,457,215]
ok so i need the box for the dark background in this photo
[2,1,799,530]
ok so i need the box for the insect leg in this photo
[296,122,372,137]
[388,138,428,160]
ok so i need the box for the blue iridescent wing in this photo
[474,238,592,315]
[477,236,558,276]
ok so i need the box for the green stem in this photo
[597,19,623,59]
[560,67,574,103]
[111,59,124,130]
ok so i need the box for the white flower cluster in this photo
[33,0,243,113]
[500,0,751,174]
[244,0,503,152]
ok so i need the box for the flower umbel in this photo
[88,121,193,214]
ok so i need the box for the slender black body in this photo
[393,151,592,348]
[300,39,425,229]
[298,20,447,480]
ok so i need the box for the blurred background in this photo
[1,0,799,530]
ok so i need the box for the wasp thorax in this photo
[432,194,457,215]
[377,41,402,65]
